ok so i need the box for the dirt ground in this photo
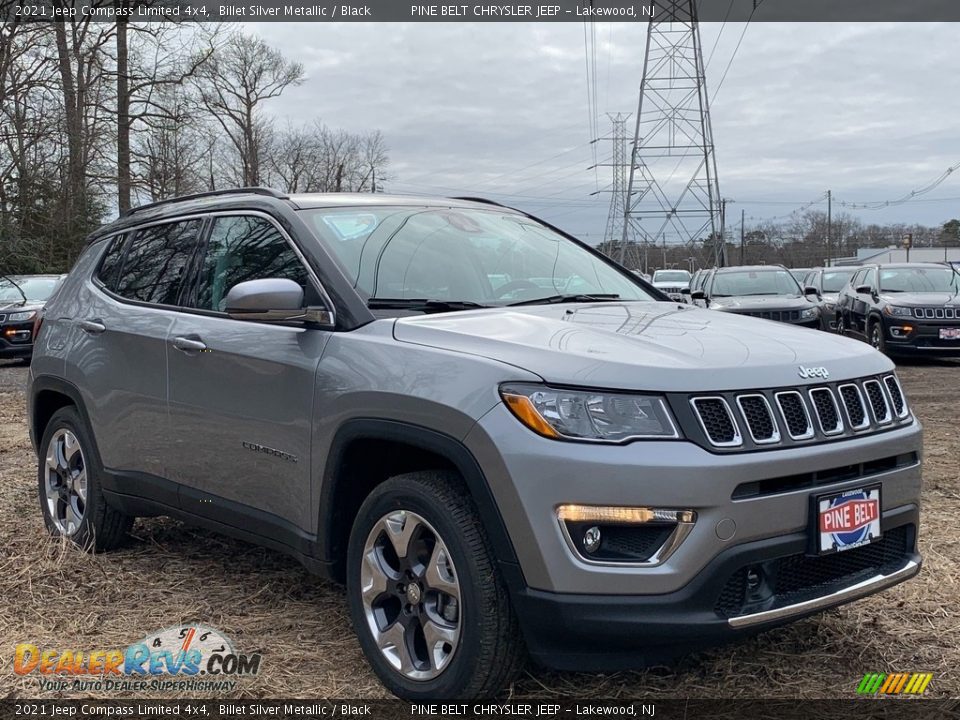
[0,358,958,700]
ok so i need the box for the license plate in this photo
[814,485,881,555]
[940,328,960,340]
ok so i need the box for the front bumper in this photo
[0,321,35,358]
[466,402,922,595]
[509,506,919,670]
[880,315,960,355]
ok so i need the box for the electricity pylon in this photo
[596,113,635,264]
[620,0,724,268]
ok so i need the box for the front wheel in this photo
[346,471,524,699]
[835,313,846,336]
[869,319,888,354]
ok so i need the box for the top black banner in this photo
[6,0,960,22]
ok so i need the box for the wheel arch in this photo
[318,419,519,583]
[29,376,92,456]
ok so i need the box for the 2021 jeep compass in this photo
[28,189,922,699]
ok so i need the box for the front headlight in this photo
[800,307,819,319]
[7,310,36,322]
[883,305,914,318]
[499,383,680,442]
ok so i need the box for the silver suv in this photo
[28,189,922,699]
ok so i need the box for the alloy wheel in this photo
[871,325,882,349]
[360,510,461,681]
[44,428,87,535]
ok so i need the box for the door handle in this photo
[78,319,106,335]
[172,336,207,353]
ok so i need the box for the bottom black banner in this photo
[1,700,958,720]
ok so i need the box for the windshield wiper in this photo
[507,293,621,306]
[367,298,490,312]
[0,275,27,305]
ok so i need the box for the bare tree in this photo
[194,31,303,187]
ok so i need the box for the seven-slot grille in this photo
[690,374,909,450]
[741,310,801,322]
[913,307,960,320]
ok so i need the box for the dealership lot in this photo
[1,358,957,699]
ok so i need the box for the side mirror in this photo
[855,284,872,295]
[225,278,335,328]
[804,286,820,297]
[690,290,705,300]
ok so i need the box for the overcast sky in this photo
[249,22,960,244]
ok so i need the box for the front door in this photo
[165,213,332,540]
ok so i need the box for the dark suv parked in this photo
[0,274,66,361]
[693,264,821,328]
[836,263,960,355]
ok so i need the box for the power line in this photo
[839,160,960,210]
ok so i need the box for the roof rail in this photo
[448,196,509,208]
[123,187,289,217]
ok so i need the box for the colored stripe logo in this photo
[857,672,933,695]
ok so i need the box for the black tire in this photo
[835,313,846,336]
[346,471,525,699]
[37,406,133,551]
[869,318,887,354]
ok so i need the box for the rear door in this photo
[66,219,204,484]
[165,212,332,537]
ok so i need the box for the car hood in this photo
[709,295,814,311]
[820,293,839,304]
[0,301,43,313]
[878,292,960,307]
[392,302,890,392]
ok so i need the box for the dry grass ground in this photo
[0,358,957,700]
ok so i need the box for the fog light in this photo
[583,526,602,553]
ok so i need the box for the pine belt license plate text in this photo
[940,328,960,340]
[815,485,881,555]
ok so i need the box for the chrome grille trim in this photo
[690,397,743,448]
[862,379,892,425]
[838,383,870,431]
[914,306,959,319]
[735,394,780,444]
[808,387,844,436]
[884,375,909,419]
[773,391,815,441]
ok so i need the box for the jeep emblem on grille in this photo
[798,366,830,379]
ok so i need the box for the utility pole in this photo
[720,199,727,266]
[740,208,745,265]
[826,189,832,267]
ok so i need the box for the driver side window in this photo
[190,215,315,312]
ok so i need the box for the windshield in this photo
[711,269,801,297]
[879,266,960,293]
[0,276,61,304]
[299,207,655,306]
[653,270,690,283]
[821,269,856,293]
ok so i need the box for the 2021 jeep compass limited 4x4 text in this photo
[28,189,922,699]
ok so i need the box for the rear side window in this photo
[95,234,127,291]
[114,220,202,305]
[190,215,312,312]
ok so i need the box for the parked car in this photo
[651,269,692,302]
[693,264,821,328]
[28,189,921,699]
[685,267,714,308]
[803,266,858,331]
[0,274,66,362]
[789,268,812,284]
[836,262,960,355]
